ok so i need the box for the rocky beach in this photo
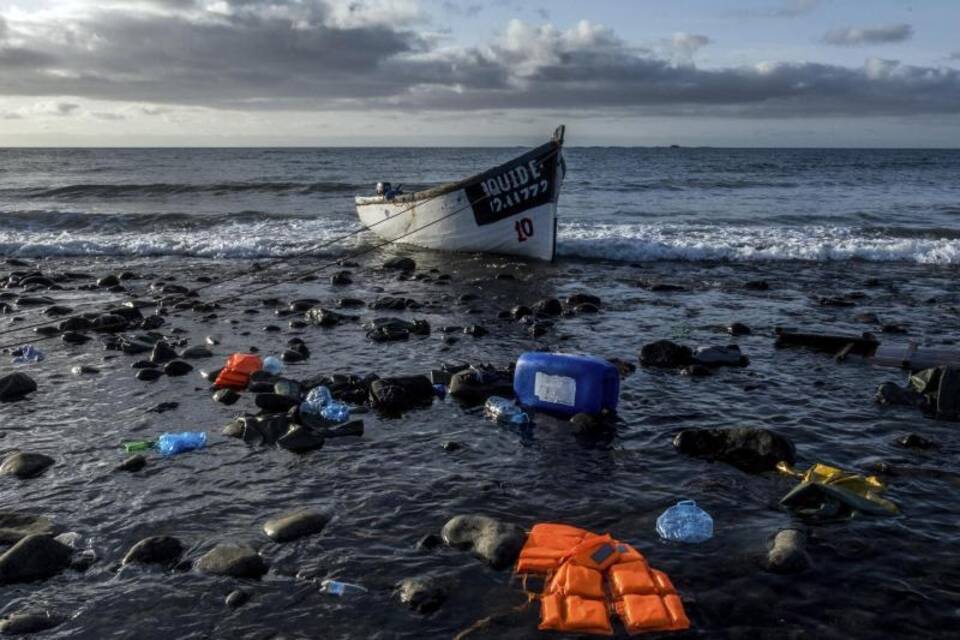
[1,245,959,638]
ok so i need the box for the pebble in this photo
[136,368,163,382]
[0,609,65,635]
[181,345,213,359]
[122,536,185,566]
[395,576,449,614]
[213,388,240,405]
[163,360,193,376]
[0,534,73,584]
[0,452,54,479]
[441,515,525,569]
[766,529,810,574]
[225,589,250,609]
[262,509,330,543]
[195,544,268,579]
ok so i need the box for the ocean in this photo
[1,147,958,263]
[0,146,958,639]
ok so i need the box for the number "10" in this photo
[515,217,534,242]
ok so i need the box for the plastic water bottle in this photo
[319,579,368,597]
[262,356,283,376]
[484,396,530,425]
[656,500,713,543]
[12,344,45,363]
[320,400,351,423]
[155,431,207,456]
[301,386,333,416]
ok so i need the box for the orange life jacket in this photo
[214,353,263,390]
[516,523,690,636]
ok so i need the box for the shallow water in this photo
[1,247,959,639]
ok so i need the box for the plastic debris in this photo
[319,579,368,597]
[778,462,898,516]
[155,431,207,456]
[320,401,350,423]
[513,352,619,417]
[300,386,333,416]
[214,353,263,390]
[656,500,714,543]
[123,440,155,453]
[484,396,530,425]
[262,356,283,376]
[12,345,45,363]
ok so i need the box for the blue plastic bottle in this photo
[301,386,333,416]
[484,396,530,425]
[155,431,207,456]
[320,401,350,423]
[262,356,283,376]
[513,352,620,417]
[656,500,713,543]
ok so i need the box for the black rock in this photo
[0,534,73,584]
[337,298,365,308]
[510,305,532,320]
[383,256,416,271]
[59,316,93,332]
[150,341,178,364]
[163,360,193,376]
[43,305,73,317]
[529,322,549,338]
[441,441,462,452]
[0,452,54,479]
[281,349,306,363]
[567,293,602,307]
[532,298,562,316]
[132,360,158,369]
[97,274,120,288]
[180,345,213,359]
[276,425,325,453]
[369,376,434,412]
[744,280,770,291]
[640,340,693,368]
[395,576,449,614]
[114,454,146,473]
[92,313,129,332]
[195,544,268,579]
[135,368,163,382]
[62,331,92,345]
[255,393,299,413]
[673,427,796,473]
[417,534,443,551]
[149,401,179,414]
[0,609,65,635]
[225,589,250,609]
[0,513,57,545]
[304,306,358,328]
[441,515,525,570]
[330,271,353,286]
[896,433,938,450]
[728,322,752,336]
[213,388,240,405]
[649,283,686,292]
[263,509,330,542]
[121,339,153,355]
[122,536,185,566]
[680,364,712,377]
[464,325,488,338]
[448,367,514,406]
[574,303,600,314]
[0,373,37,401]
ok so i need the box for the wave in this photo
[557,223,960,265]
[8,181,364,199]
[0,210,331,232]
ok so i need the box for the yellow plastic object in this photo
[777,462,898,515]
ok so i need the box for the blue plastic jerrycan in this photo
[513,352,620,417]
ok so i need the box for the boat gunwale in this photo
[355,136,563,207]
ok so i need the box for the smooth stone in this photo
[195,544,268,579]
[122,536,185,566]
[114,454,146,473]
[136,368,163,382]
[728,322,752,336]
[383,256,416,271]
[0,609,65,635]
[532,298,562,316]
[0,534,73,584]
[281,349,305,363]
[276,426,325,453]
[0,513,57,545]
[0,373,37,402]
[180,346,213,359]
[255,393,298,413]
[213,388,240,405]
[150,341,178,364]
[163,360,193,376]
[262,510,330,542]
[395,576,448,614]
[417,534,443,550]
[766,529,810,574]
[97,274,120,288]
[441,515,525,570]
[225,589,250,609]
[640,340,693,368]
[0,452,54,479]
[896,433,938,450]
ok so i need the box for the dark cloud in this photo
[0,2,957,119]
[823,24,913,46]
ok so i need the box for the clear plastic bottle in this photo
[262,356,283,376]
[484,396,530,425]
[319,579,368,597]
[12,344,45,363]
[320,400,350,423]
[656,500,713,543]
[155,431,207,456]
[301,386,333,416]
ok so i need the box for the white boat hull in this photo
[356,128,565,261]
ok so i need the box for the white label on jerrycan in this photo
[534,372,577,406]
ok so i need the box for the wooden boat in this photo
[355,126,566,261]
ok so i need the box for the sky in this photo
[0,0,958,147]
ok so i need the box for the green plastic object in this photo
[123,440,155,453]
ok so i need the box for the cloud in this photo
[441,2,482,17]
[0,3,956,120]
[949,51,960,61]
[91,111,125,120]
[823,24,913,46]
[30,101,81,116]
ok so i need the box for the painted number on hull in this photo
[489,179,549,214]
[515,217,534,242]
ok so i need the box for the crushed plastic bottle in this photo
[155,431,207,456]
[484,396,530,425]
[319,579,368,597]
[320,400,351,423]
[262,356,284,376]
[300,385,333,416]
[656,500,713,544]
[433,383,447,399]
[12,344,45,363]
